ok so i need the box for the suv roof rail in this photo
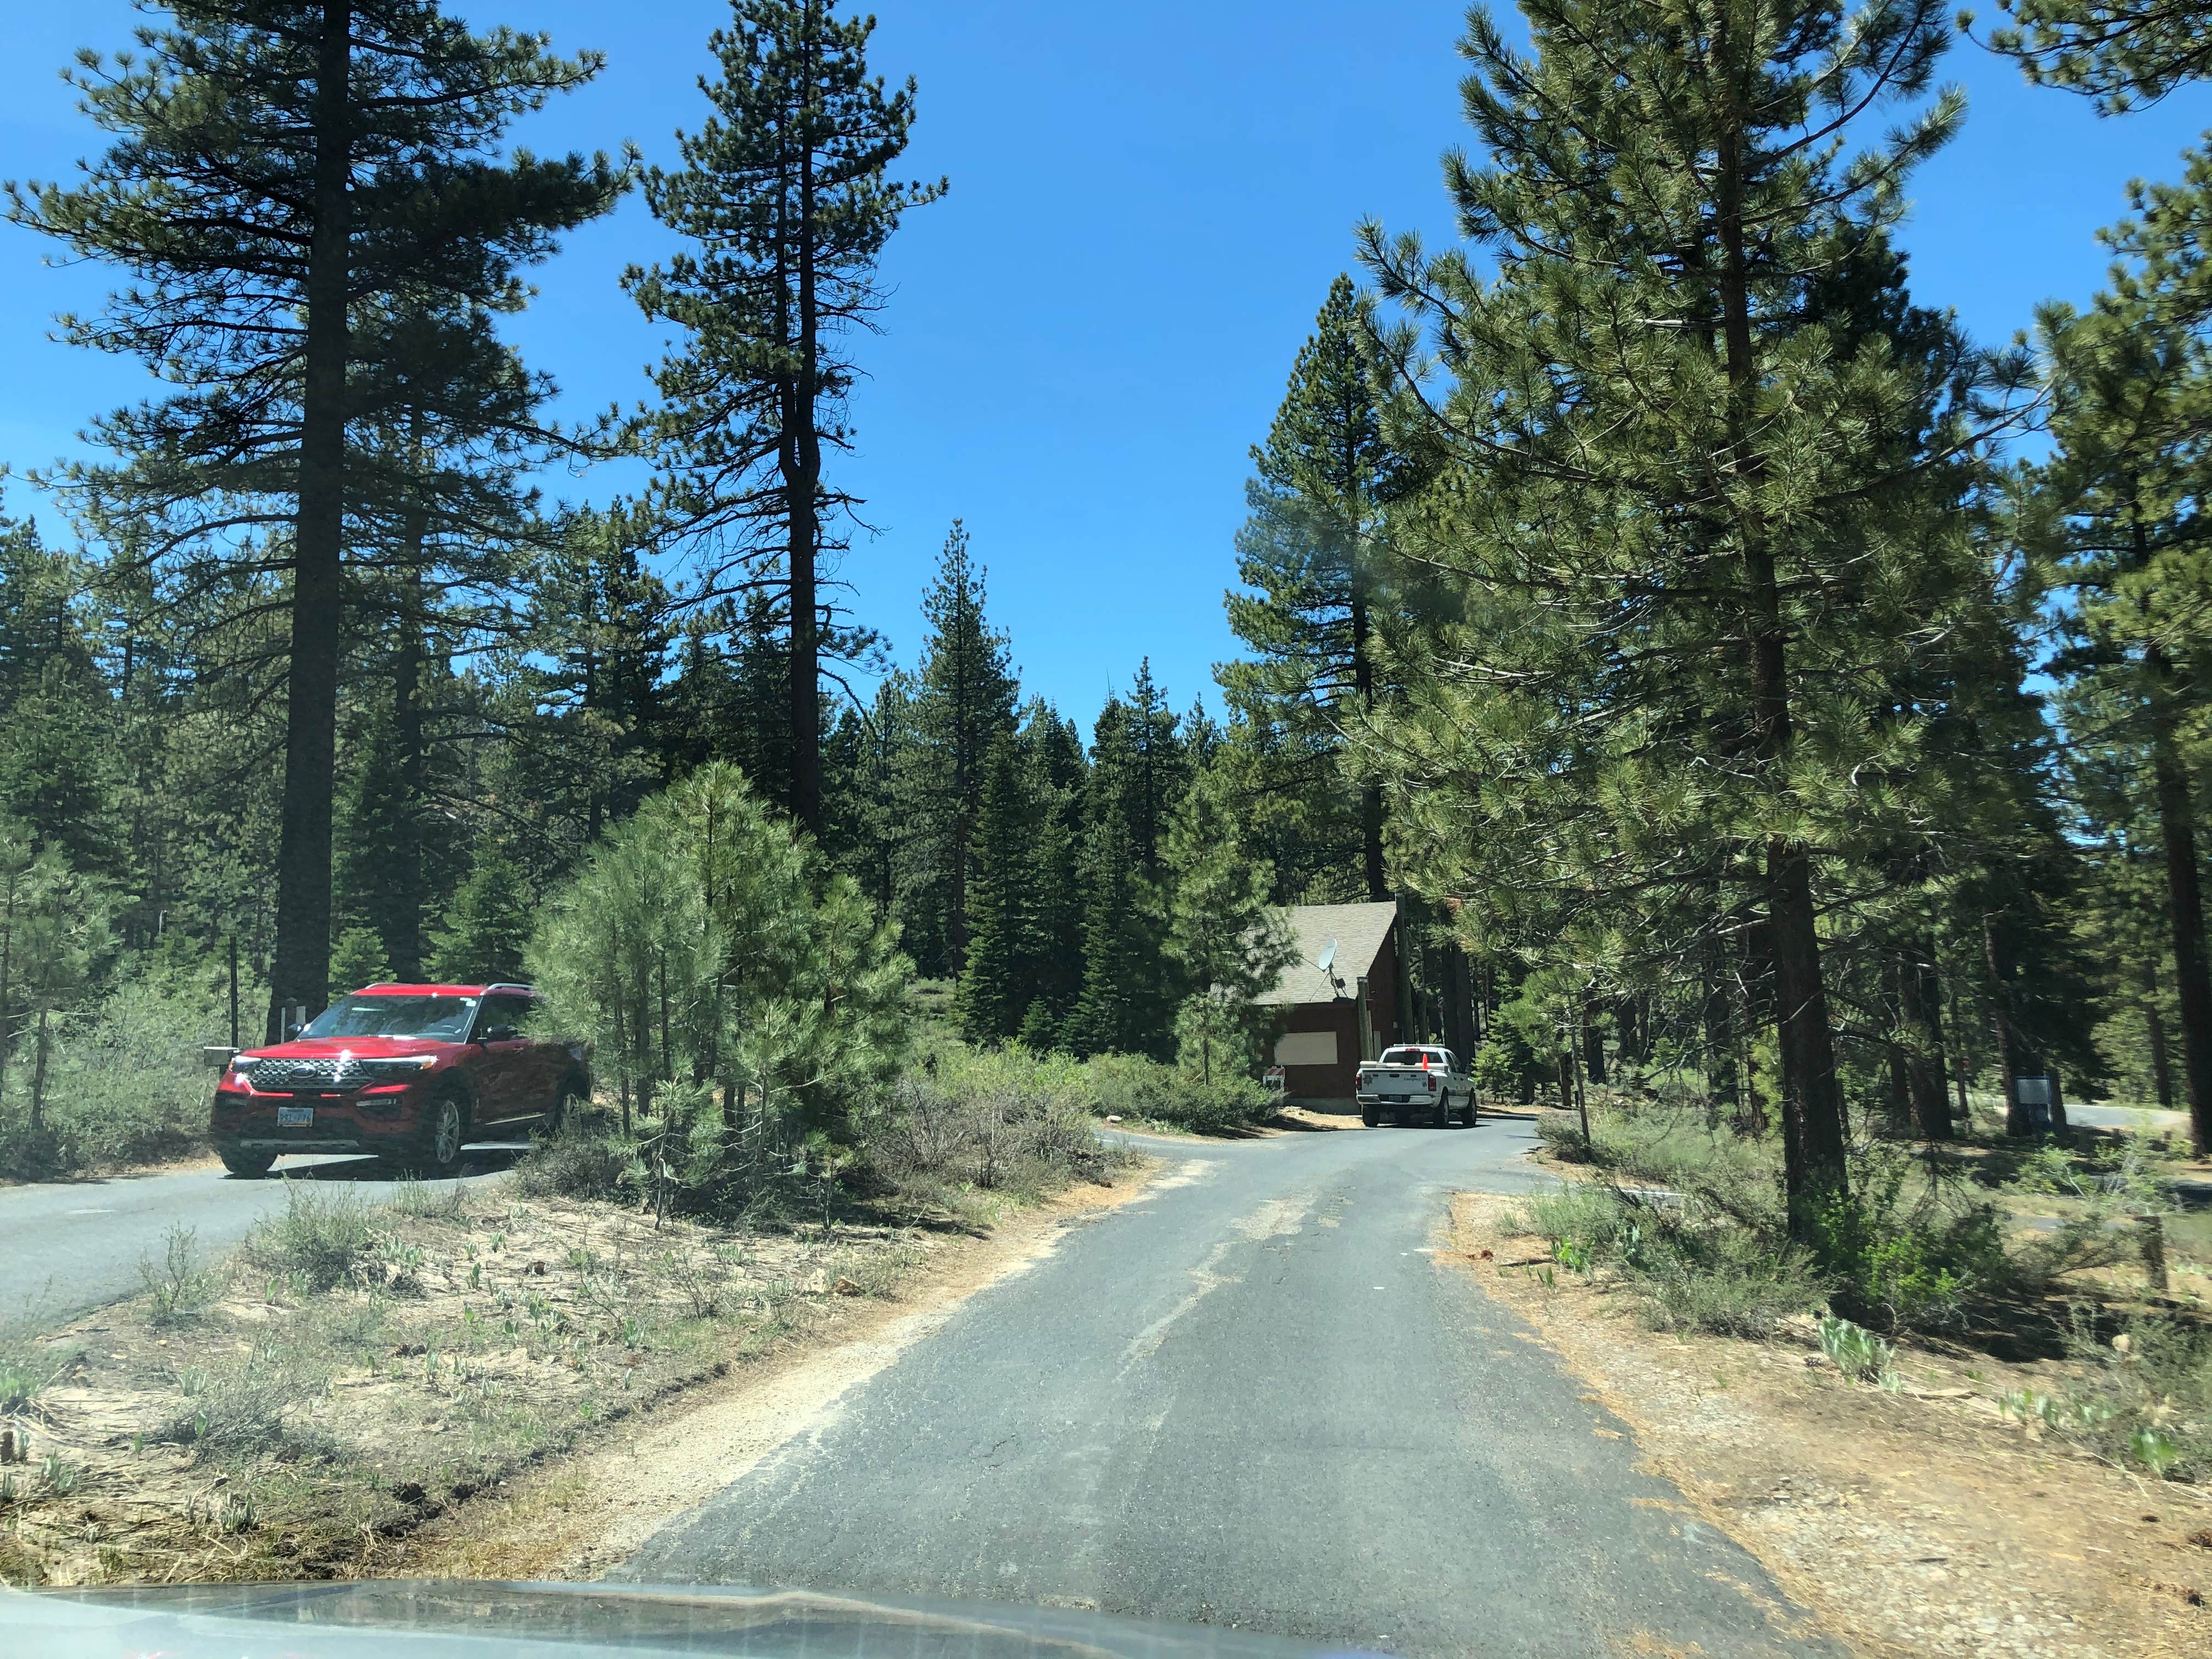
[484,981,537,995]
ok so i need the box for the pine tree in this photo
[2036,151,2212,1154]
[906,523,1018,978]
[955,735,1034,1043]
[495,510,673,866]
[1017,707,1089,1046]
[1984,0,2212,110]
[1164,768,1296,1082]
[626,0,944,835]
[1068,777,1171,1059]
[8,1,623,1032]
[0,521,116,878]
[432,842,536,984]
[1358,0,2027,1227]
[1222,274,1402,900]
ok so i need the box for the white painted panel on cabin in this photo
[1276,1030,1339,1067]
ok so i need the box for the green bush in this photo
[2059,1312,2212,1483]
[0,969,225,1179]
[1089,1052,1272,1133]
[865,1043,1114,1203]
[1513,1177,1829,1337]
[512,1122,639,1203]
[243,1182,380,1292]
[1809,1152,2007,1331]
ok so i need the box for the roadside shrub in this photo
[1513,1178,1828,1337]
[244,1182,380,1292]
[1533,1111,1596,1163]
[157,1350,336,1462]
[0,1335,71,1414]
[139,1223,222,1324]
[1818,1316,1897,1385]
[0,970,223,1179]
[1090,1052,1272,1133]
[864,1042,1116,1203]
[512,1122,638,1203]
[2059,1312,2212,1482]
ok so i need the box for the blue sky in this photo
[2,2,2208,724]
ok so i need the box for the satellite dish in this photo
[1316,939,1338,976]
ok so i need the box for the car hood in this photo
[239,1036,450,1062]
[6,1580,1384,1658]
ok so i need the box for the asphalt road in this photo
[617,1115,1839,1658]
[0,1150,517,1328]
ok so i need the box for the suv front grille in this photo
[251,1057,363,1091]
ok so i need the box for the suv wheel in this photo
[543,1075,588,1138]
[219,1148,275,1178]
[409,1086,470,1178]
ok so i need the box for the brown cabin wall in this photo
[1271,922,1402,1103]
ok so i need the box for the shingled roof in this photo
[1253,900,1398,1007]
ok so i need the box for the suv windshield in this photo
[300,994,477,1041]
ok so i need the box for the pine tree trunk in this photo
[1897,939,1953,1141]
[269,0,353,1039]
[2143,957,2174,1109]
[1983,913,2025,1136]
[786,17,825,839]
[0,873,15,1102]
[390,534,428,980]
[2150,708,2212,1156]
[1350,590,1386,901]
[30,1001,52,1132]
[1713,69,1847,1223]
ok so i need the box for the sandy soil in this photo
[1449,1190,2212,1659]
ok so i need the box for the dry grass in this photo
[0,1189,933,1588]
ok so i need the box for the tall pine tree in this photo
[9,0,623,1034]
[626,0,944,835]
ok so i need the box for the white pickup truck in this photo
[1355,1045,1477,1128]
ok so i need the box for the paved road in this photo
[618,1116,1838,1658]
[0,1151,517,1328]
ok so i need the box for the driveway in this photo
[616,1114,1837,1657]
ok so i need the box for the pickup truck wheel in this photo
[1432,1096,1450,1128]
[1360,1104,1378,1127]
[1464,1097,1479,1127]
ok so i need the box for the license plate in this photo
[277,1105,314,1127]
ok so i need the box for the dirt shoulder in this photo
[1450,1190,2212,1659]
[0,1164,1158,1589]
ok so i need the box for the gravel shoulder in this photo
[1450,1190,2212,1659]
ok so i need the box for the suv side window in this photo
[475,993,531,1039]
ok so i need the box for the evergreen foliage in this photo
[627,0,944,835]
[6,0,623,1032]
[1164,768,1296,1083]
[1984,0,2212,111]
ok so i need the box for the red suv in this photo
[210,983,591,1178]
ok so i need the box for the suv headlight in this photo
[358,1056,438,1074]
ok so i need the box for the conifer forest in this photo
[1,0,2210,1222]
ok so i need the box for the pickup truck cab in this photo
[1356,1045,1476,1128]
[209,982,591,1179]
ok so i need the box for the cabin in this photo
[1254,900,1403,1105]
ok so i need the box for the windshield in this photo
[300,994,477,1041]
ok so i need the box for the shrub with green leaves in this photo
[513,1122,640,1203]
[243,1182,380,1293]
[1089,1051,1272,1133]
